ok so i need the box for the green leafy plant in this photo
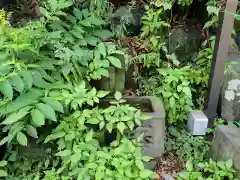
[177,160,202,180]
[0,161,8,177]
[198,159,236,180]
[204,0,223,29]
[166,127,210,164]
[0,0,157,179]
[41,91,154,179]
[178,159,237,180]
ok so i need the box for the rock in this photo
[126,96,165,158]
[221,43,240,122]
[209,126,240,177]
[169,25,202,64]
[111,6,145,35]
[162,174,175,180]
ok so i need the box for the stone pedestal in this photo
[101,96,165,169]
[209,126,240,177]
[127,96,165,158]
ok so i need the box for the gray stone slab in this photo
[209,126,240,177]
[221,43,240,122]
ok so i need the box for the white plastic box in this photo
[187,111,209,135]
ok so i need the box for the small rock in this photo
[162,174,175,180]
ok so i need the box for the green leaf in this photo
[20,70,33,89]
[73,8,82,20]
[99,121,105,130]
[127,121,134,131]
[90,16,105,26]
[139,169,153,178]
[107,56,122,68]
[95,167,104,180]
[114,91,122,101]
[61,63,72,77]
[106,122,113,133]
[87,118,99,124]
[117,122,125,135]
[98,43,106,57]
[55,150,71,157]
[140,113,152,121]
[32,71,50,88]
[40,7,50,18]
[0,161,7,167]
[0,136,11,146]
[93,30,113,40]
[163,2,172,10]
[1,109,29,125]
[86,162,98,169]
[170,53,180,66]
[98,68,109,77]
[36,103,57,121]
[217,161,225,169]
[226,159,233,168]
[135,160,144,170]
[5,89,42,114]
[142,156,152,162]
[45,131,66,143]
[0,79,13,100]
[42,97,64,113]
[31,109,45,126]
[17,132,28,146]
[186,160,193,171]
[178,172,189,179]
[182,87,192,97]
[26,125,38,138]
[0,170,7,177]
[197,163,205,169]
[9,74,24,93]
[236,15,240,21]
[35,67,54,83]
[169,96,175,108]
[97,91,109,98]
[85,36,101,46]
[85,130,94,142]
[207,6,219,15]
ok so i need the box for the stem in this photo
[117,130,121,142]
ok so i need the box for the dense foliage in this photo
[0,0,239,179]
[137,0,221,124]
[0,0,157,179]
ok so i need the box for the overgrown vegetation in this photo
[0,0,157,179]
[0,0,240,179]
[134,0,240,179]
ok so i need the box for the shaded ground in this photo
[154,154,185,180]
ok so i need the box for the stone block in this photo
[101,96,165,158]
[221,43,240,122]
[125,96,166,158]
[209,126,240,177]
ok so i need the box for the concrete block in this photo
[209,126,240,177]
[125,96,166,158]
[187,111,208,135]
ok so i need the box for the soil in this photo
[154,153,185,180]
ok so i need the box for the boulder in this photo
[168,25,202,64]
[111,6,145,35]
[209,126,240,177]
[221,43,240,122]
